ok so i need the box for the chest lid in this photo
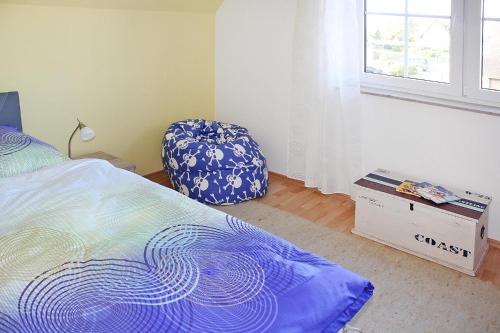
[354,169,491,221]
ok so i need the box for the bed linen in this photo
[0,159,373,333]
[0,126,67,178]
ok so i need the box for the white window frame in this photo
[463,0,500,103]
[361,0,500,114]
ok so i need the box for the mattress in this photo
[0,159,373,332]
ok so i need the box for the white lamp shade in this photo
[80,126,96,142]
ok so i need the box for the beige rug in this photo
[216,201,500,333]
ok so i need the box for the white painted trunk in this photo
[352,170,490,276]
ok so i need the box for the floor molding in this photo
[490,238,500,250]
[144,170,165,178]
[268,171,305,185]
[144,170,172,188]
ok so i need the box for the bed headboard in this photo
[0,92,22,131]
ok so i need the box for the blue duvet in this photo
[0,159,373,332]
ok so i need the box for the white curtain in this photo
[287,0,362,195]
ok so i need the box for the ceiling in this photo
[0,0,224,12]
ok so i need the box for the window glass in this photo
[408,0,451,16]
[484,0,500,18]
[482,21,500,91]
[366,0,405,14]
[365,15,405,76]
[408,18,450,82]
[365,0,451,83]
[364,0,500,106]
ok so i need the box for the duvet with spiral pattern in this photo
[0,159,373,333]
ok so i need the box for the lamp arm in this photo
[68,122,81,159]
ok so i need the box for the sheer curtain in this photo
[287,0,362,195]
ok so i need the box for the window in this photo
[365,0,451,83]
[481,0,500,91]
[362,0,500,112]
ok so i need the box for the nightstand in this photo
[74,151,136,173]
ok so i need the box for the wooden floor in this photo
[145,170,500,288]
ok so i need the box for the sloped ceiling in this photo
[0,0,224,12]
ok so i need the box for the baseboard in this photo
[144,170,165,178]
[489,238,500,250]
[143,170,173,188]
[267,171,352,200]
[268,171,305,185]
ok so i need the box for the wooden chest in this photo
[352,169,491,276]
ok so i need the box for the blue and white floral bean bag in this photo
[162,119,268,205]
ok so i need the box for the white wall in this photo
[361,95,500,241]
[215,0,500,241]
[216,0,297,173]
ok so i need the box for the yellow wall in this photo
[0,1,224,13]
[0,4,215,174]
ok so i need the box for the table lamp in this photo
[68,119,96,158]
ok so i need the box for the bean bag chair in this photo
[162,119,268,205]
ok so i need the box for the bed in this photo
[0,92,374,333]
